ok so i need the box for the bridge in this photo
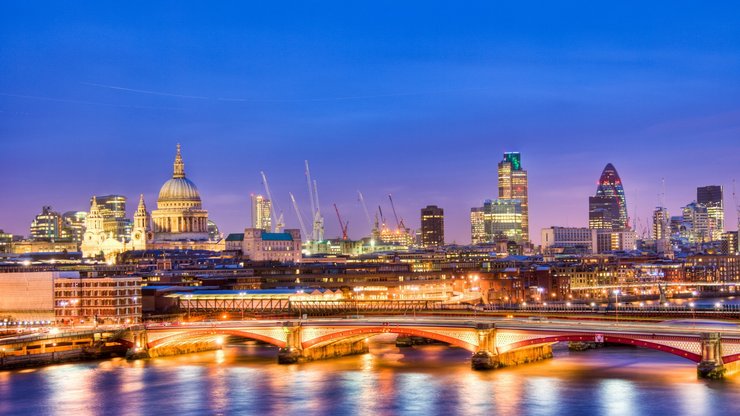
[118,317,740,379]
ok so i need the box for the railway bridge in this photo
[120,317,740,379]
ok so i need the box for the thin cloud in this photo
[82,81,496,103]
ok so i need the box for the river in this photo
[1,338,739,416]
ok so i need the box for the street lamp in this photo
[185,294,194,321]
[613,289,621,325]
[239,292,246,320]
[689,302,696,325]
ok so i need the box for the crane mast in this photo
[357,190,373,234]
[305,160,324,241]
[289,192,309,240]
[333,203,349,240]
[388,194,404,230]
[260,171,279,232]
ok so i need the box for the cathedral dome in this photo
[158,177,201,202]
[156,144,202,206]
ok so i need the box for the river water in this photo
[1,338,739,416]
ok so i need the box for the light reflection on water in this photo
[1,339,740,416]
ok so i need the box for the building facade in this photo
[541,227,597,254]
[497,152,529,242]
[697,185,724,241]
[420,205,444,247]
[241,228,302,262]
[251,194,272,231]
[470,199,523,244]
[590,163,628,230]
[30,206,62,241]
[150,144,210,241]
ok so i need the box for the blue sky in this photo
[1,1,739,243]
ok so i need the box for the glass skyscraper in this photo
[497,152,529,242]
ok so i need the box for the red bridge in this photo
[123,317,740,379]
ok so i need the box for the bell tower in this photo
[132,194,152,250]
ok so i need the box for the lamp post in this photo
[185,294,193,321]
[59,300,69,326]
[689,302,696,326]
[613,289,621,325]
[239,292,246,320]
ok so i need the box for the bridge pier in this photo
[125,329,151,360]
[277,322,304,364]
[471,323,553,370]
[277,321,370,364]
[697,333,726,379]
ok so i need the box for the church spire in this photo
[136,194,147,213]
[173,143,185,178]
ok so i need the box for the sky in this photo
[1,1,739,244]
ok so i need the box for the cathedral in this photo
[82,144,223,260]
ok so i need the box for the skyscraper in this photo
[251,194,272,232]
[30,206,62,241]
[652,207,670,240]
[589,163,628,230]
[682,202,710,243]
[92,195,132,241]
[697,185,724,241]
[588,196,620,230]
[470,207,486,244]
[470,199,523,244]
[420,205,444,247]
[61,211,87,242]
[497,152,529,242]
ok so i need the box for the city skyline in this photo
[1,144,736,245]
[1,2,739,244]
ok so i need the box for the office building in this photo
[682,202,710,243]
[470,199,523,244]
[590,163,628,230]
[652,207,670,240]
[93,195,133,242]
[241,228,302,262]
[61,211,87,243]
[541,227,597,254]
[722,232,738,255]
[251,194,272,231]
[498,152,529,242]
[30,206,62,241]
[596,229,637,253]
[589,196,621,230]
[420,205,444,247]
[697,185,724,241]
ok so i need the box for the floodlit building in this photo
[697,185,724,241]
[251,194,272,232]
[541,227,597,254]
[29,206,62,241]
[498,152,529,242]
[241,228,302,262]
[420,205,444,247]
[470,199,523,244]
[590,163,628,230]
[0,270,141,324]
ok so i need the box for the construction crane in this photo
[260,171,282,232]
[289,192,309,240]
[333,203,349,240]
[388,194,405,230]
[357,190,373,234]
[305,161,324,241]
[731,179,737,227]
[378,205,386,228]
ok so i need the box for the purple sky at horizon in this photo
[1,2,739,244]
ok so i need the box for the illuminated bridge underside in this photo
[134,319,740,378]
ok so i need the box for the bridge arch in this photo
[147,329,287,350]
[497,334,702,363]
[301,326,478,352]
